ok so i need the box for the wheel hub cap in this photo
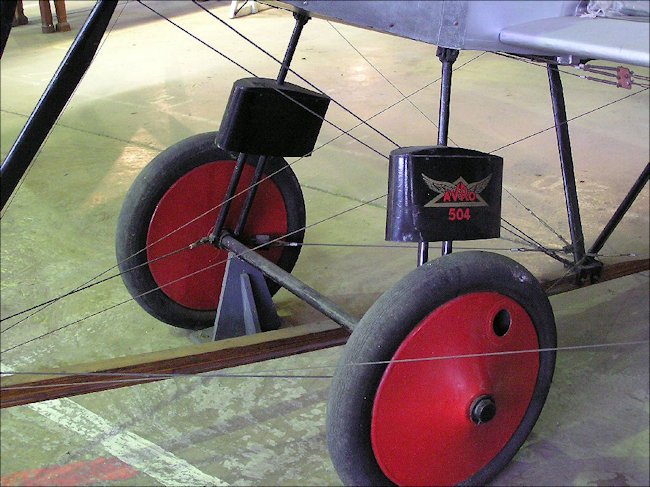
[371,292,540,486]
[470,395,497,424]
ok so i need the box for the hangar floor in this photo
[1,1,648,485]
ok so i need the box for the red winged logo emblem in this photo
[422,174,492,207]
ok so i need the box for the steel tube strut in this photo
[436,48,458,147]
[589,162,649,256]
[0,0,117,211]
[0,0,18,58]
[213,12,309,241]
[425,47,459,264]
[209,153,248,242]
[233,13,309,236]
[276,12,309,86]
[233,155,267,236]
[547,64,587,265]
[220,234,358,331]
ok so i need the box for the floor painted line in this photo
[27,398,229,486]
[1,366,227,487]
[0,456,139,486]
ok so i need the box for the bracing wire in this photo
[324,20,463,149]
[1,8,648,478]
[190,0,402,148]
[2,339,648,395]
[488,84,649,155]
[0,1,131,219]
[0,193,386,354]
[1,1,647,361]
[1,4,489,331]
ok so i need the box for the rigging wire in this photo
[136,0,389,159]
[0,12,488,329]
[1,199,636,350]
[502,185,571,248]
[325,20,460,147]
[488,85,649,154]
[6,256,646,399]
[493,52,650,89]
[0,1,130,219]
[0,232,583,328]
[10,230,638,328]
[190,0,401,148]
[2,339,648,392]
[0,69,462,329]
[500,218,573,265]
[0,193,386,354]
[0,244,193,327]
[2,2,647,357]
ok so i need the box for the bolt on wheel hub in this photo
[470,395,497,424]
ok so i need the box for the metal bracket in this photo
[219,234,358,331]
[212,252,281,341]
[616,66,632,89]
[576,257,604,284]
[577,63,636,89]
[559,243,603,284]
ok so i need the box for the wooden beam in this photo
[540,258,648,295]
[0,322,350,409]
[2,258,647,409]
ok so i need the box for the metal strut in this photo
[209,12,309,243]
[220,234,357,331]
[208,12,358,334]
[547,64,602,281]
[418,47,459,266]
[0,1,18,58]
[1,0,118,211]
[589,163,650,256]
[234,12,309,236]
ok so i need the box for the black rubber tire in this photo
[116,132,305,330]
[327,251,557,486]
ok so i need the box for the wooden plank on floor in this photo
[0,322,350,409]
[2,258,647,408]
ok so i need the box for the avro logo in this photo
[422,174,492,208]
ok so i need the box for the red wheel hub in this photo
[371,292,540,486]
[146,161,287,310]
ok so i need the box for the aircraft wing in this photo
[266,1,650,67]
[499,15,649,67]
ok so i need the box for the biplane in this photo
[1,0,648,485]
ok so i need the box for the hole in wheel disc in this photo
[493,309,511,336]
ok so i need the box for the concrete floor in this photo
[1,1,648,485]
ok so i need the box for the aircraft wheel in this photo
[116,132,305,330]
[327,251,556,486]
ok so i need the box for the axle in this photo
[219,233,358,331]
